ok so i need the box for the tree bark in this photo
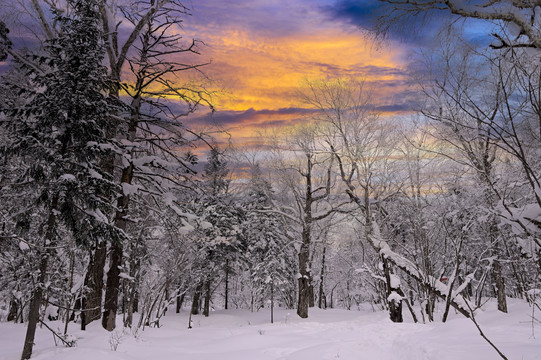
[491,227,507,313]
[224,260,229,310]
[176,292,185,314]
[81,239,106,330]
[7,297,18,322]
[191,283,202,315]
[318,246,326,309]
[270,281,274,324]
[21,196,57,360]
[21,254,48,360]
[203,280,211,317]
[383,257,403,323]
[102,240,122,331]
[297,226,311,318]
[102,107,135,331]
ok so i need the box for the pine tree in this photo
[0,0,120,357]
[243,164,295,321]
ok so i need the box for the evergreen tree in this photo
[0,0,120,357]
[243,164,295,321]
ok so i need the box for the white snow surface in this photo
[0,299,539,360]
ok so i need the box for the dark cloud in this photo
[376,103,417,113]
[321,0,494,48]
[324,0,380,25]
[186,107,319,128]
[353,64,406,77]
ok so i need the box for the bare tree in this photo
[100,0,213,331]
[268,123,349,318]
[298,77,412,321]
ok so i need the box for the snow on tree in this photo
[0,0,121,357]
[242,163,296,322]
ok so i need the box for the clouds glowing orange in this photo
[179,1,413,145]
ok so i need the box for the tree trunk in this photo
[493,258,507,313]
[21,255,48,360]
[63,250,75,335]
[318,246,326,309]
[308,282,315,308]
[270,281,274,324]
[425,289,436,322]
[124,251,141,328]
[81,239,106,330]
[203,280,211,317]
[297,226,311,318]
[224,260,229,310]
[22,197,57,360]
[102,241,123,331]
[191,284,202,315]
[492,242,507,313]
[7,297,18,322]
[101,73,141,331]
[133,285,139,314]
[124,286,134,328]
[297,276,310,319]
[383,256,403,323]
[176,292,185,313]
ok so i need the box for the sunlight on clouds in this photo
[200,26,408,113]
[172,1,414,148]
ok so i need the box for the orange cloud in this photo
[199,25,408,113]
[174,4,414,148]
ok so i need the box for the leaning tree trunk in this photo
[21,196,57,360]
[21,254,48,360]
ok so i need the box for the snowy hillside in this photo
[1,299,539,360]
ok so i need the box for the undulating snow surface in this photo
[1,299,539,360]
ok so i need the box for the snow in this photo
[118,273,135,281]
[121,183,141,196]
[59,174,76,182]
[88,168,103,180]
[389,274,400,289]
[387,291,403,303]
[18,241,29,251]
[0,299,539,360]
[200,221,213,230]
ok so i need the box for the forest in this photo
[0,0,540,359]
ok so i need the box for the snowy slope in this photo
[0,299,539,360]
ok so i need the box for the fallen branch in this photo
[38,320,76,347]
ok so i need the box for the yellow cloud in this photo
[200,25,408,112]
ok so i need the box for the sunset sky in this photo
[179,0,417,146]
[0,0,492,148]
[173,0,493,147]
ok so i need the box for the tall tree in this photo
[243,163,295,322]
[0,0,119,357]
[269,123,349,318]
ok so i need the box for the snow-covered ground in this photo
[1,299,539,360]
